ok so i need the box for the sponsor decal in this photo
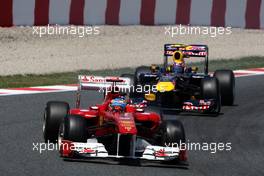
[119,120,134,131]
[80,76,105,83]
[154,149,168,157]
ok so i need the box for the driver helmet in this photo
[109,97,127,111]
[172,51,185,74]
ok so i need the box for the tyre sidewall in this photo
[43,101,69,143]
[159,120,185,147]
[214,70,235,105]
[62,115,88,142]
[201,77,221,113]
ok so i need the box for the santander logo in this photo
[80,76,105,83]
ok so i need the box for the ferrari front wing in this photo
[59,139,182,162]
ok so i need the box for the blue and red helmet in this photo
[109,97,127,111]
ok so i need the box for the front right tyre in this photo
[62,115,88,142]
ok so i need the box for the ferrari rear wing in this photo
[78,75,131,91]
[164,44,209,74]
[75,75,131,108]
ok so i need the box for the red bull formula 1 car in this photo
[124,44,235,115]
[42,76,187,165]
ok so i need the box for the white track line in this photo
[0,68,263,96]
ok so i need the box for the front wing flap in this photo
[182,99,215,111]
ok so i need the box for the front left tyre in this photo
[158,119,187,162]
[159,120,186,146]
[43,101,69,143]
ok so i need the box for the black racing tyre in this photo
[133,66,151,98]
[156,119,187,163]
[201,77,221,114]
[62,115,88,142]
[43,101,69,143]
[214,70,235,106]
[120,73,136,98]
[159,120,186,146]
[135,66,151,85]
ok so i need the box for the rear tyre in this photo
[62,115,88,142]
[214,70,235,106]
[43,101,69,143]
[201,77,221,114]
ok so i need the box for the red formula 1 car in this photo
[42,76,187,164]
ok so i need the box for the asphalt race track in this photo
[0,75,263,176]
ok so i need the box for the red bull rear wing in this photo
[164,44,208,57]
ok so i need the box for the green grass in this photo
[0,56,263,88]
